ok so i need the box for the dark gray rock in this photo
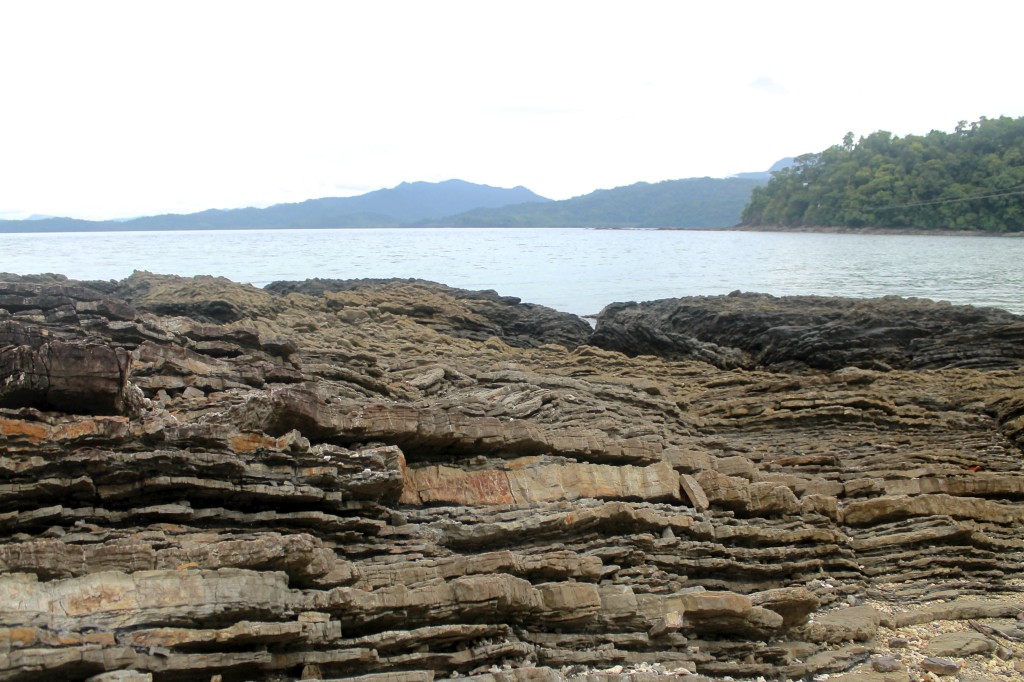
[590,292,1024,371]
[920,656,962,676]
[0,339,131,414]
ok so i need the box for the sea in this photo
[2,227,1022,316]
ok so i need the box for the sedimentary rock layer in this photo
[1,272,1023,681]
[590,291,1024,371]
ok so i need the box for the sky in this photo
[2,1,1022,221]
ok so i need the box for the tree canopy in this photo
[741,116,1024,232]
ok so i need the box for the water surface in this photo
[2,228,1021,315]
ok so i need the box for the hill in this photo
[431,176,766,228]
[0,171,777,233]
[731,157,794,180]
[741,116,1024,232]
[0,180,549,233]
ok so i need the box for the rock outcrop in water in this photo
[2,272,1024,681]
[590,291,1024,372]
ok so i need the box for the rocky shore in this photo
[2,272,1023,682]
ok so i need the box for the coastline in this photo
[724,224,1024,237]
[1,272,1023,681]
[5,227,1024,317]
[3,222,1023,236]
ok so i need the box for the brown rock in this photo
[677,590,784,635]
[750,587,820,628]
[0,569,295,631]
[1,341,132,414]
[804,606,881,643]
[401,460,680,506]
[893,600,1024,627]
[679,473,710,510]
[920,657,961,676]
[694,470,750,510]
[923,631,996,657]
[843,494,1024,526]
[746,482,800,515]
[4,273,1024,682]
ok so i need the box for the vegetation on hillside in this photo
[741,116,1024,232]
[434,177,765,228]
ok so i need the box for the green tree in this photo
[741,116,1024,232]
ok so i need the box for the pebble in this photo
[920,657,961,676]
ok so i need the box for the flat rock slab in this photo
[924,631,996,657]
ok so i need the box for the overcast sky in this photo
[2,1,1021,220]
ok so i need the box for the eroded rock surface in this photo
[590,291,1024,371]
[2,273,1023,681]
[264,278,593,349]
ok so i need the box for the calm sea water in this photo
[2,228,1022,316]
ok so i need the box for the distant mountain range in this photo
[0,163,789,233]
[429,177,766,228]
[0,180,549,233]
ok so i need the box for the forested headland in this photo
[741,116,1024,232]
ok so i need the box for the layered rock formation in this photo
[2,272,1023,681]
[590,291,1024,371]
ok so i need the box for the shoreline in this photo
[2,223,1022,236]
[723,224,1024,237]
[2,272,1024,681]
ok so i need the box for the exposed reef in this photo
[2,272,1023,681]
[590,291,1024,372]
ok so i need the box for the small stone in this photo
[889,636,910,648]
[995,645,1014,660]
[920,657,961,676]
[871,655,902,672]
